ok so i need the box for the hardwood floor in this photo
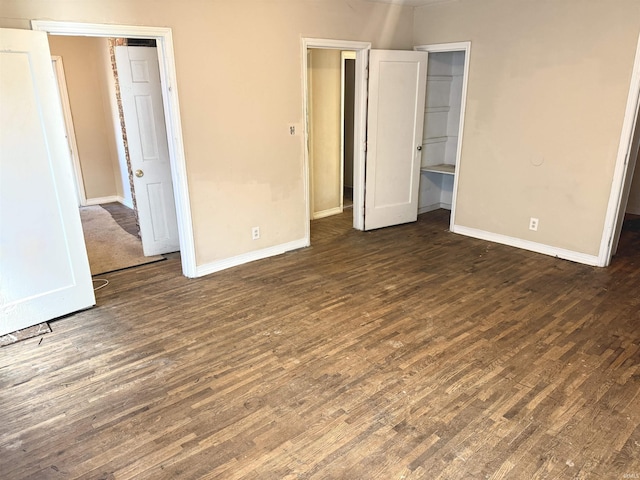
[1,210,639,479]
[101,202,140,238]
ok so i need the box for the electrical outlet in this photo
[529,217,539,231]
[251,226,260,240]
[289,125,296,136]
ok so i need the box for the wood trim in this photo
[312,207,343,220]
[84,195,120,206]
[51,55,86,207]
[415,41,471,233]
[195,238,308,277]
[339,50,358,215]
[116,195,134,209]
[598,33,640,267]
[452,224,600,266]
[302,38,371,236]
[418,202,451,214]
[31,20,197,278]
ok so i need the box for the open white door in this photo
[611,99,640,256]
[364,50,427,230]
[115,45,179,256]
[0,28,95,336]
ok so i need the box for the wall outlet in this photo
[529,217,539,231]
[251,226,260,240]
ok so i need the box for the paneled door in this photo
[364,50,428,230]
[0,28,95,336]
[115,46,179,256]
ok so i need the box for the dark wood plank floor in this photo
[100,202,140,238]
[1,210,640,479]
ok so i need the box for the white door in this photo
[611,99,640,256]
[0,28,95,336]
[115,46,179,256]
[364,50,428,230]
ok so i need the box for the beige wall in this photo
[48,36,123,201]
[0,0,414,266]
[309,48,342,216]
[414,0,640,256]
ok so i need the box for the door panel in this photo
[0,28,94,336]
[115,46,179,256]
[365,50,428,230]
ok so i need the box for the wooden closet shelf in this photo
[421,164,456,175]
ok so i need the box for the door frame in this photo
[599,33,640,266]
[340,50,357,213]
[414,41,471,231]
[31,20,197,278]
[301,38,370,239]
[51,55,85,206]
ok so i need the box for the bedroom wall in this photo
[49,35,123,202]
[0,0,414,266]
[414,0,640,257]
[309,48,342,217]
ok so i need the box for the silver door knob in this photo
[135,169,144,178]
[417,145,422,151]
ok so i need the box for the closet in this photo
[416,45,469,219]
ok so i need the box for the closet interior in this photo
[418,50,466,216]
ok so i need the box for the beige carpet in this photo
[80,206,164,275]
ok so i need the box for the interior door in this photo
[611,98,640,256]
[115,45,179,256]
[0,28,95,336]
[364,50,428,230]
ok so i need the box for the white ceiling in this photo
[362,0,457,6]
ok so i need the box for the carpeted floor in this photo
[80,205,164,275]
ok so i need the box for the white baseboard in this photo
[195,238,309,277]
[312,207,343,220]
[418,202,451,215]
[452,225,600,266]
[84,195,119,206]
[117,196,134,209]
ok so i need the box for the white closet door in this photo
[0,28,94,336]
[115,46,179,256]
[364,50,428,230]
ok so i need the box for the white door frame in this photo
[51,55,86,206]
[302,38,370,239]
[340,50,357,213]
[599,33,640,267]
[414,41,471,232]
[31,20,197,278]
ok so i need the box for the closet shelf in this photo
[423,135,458,145]
[427,75,454,81]
[426,106,450,113]
[421,164,456,175]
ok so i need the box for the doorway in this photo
[49,35,177,274]
[600,33,640,266]
[302,38,370,242]
[31,21,197,277]
[341,51,356,212]
[414,42,471,232]
[306,48,357,221]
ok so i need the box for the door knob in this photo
[417,145,422,151]
[135,169,144,178]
